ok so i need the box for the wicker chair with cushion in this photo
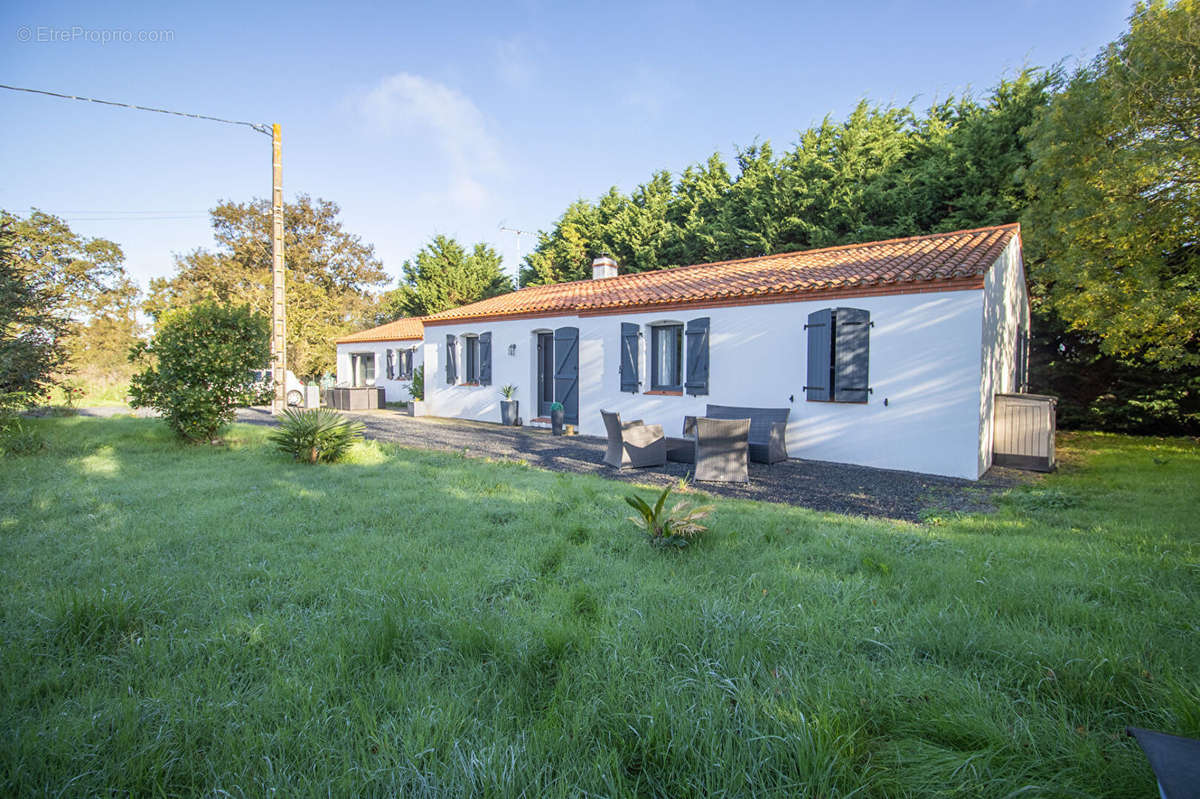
[694,416,750,483]
[600,410,667,469]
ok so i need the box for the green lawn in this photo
[1,418,1196,797]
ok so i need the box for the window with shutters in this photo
[650,323,683,392]
[804,307,870,403]
[463,335,480,383]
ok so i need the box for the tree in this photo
[129,302,269,443]
[1,209,139,384]
[1024,0,1200,369]
[147,195,388,379]
[68,276,140,378]
[522,200,606,286]
[1030,302,1200,433]
[380,235,511,318]
[0,222,70,398]
[518,75,1052,283]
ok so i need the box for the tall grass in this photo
[44,370,130,407]
[0,421,1195,797]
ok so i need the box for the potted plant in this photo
[407,365,425,416]
[499,384,519,426]
[549,401,564,435]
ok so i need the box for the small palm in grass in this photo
[625,483,714,548]
[270,408,364,464]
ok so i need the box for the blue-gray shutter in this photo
[478,332,492,386]
[685,317,710,396]
[445,334,457,384]
[833,307,870,403]
[553,326,579,425]
[619,323,639,393]
[386,349,395,380]
[1015,325,1028,393]
[805,309,832,402]
[405,348,414,378]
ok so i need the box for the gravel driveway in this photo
[221,407,1021,522]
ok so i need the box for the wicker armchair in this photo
[601,410,667,469]
[694,416,750,483]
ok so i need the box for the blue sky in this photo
[2,0,1133,292]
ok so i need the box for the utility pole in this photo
[0,84,287,409]
[500,224,534,289]
[270,123,287,414]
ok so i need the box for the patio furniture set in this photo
[601,405,790,483]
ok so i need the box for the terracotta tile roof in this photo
[335,316,424,344]
[423,224,1019,325]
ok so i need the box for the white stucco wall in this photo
[424,286,994,479]
[335,340,423,403]
[977,237,1031,475]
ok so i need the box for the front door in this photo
[537,332,554,416]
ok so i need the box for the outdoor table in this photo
[665,435,695,464]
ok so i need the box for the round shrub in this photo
[128,302,269,443]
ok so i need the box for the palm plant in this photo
[499,384,517,400]
[625,483,714,548]
[408,366,424,401]
[269,407,364,464]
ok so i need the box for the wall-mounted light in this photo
[507,344,517,356]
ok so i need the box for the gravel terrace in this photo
[74,406,1024,522]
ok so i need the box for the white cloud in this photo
[494,37,535,89]
[360,73,503,209]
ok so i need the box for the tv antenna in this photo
[499,223,535,288]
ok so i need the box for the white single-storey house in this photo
[334,316,425,403]
[418,224,1030,479]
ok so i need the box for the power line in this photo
[0,83,271,136]
[63,215,209,221]
[52,209,211,215]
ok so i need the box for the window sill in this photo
[645,389,682,396]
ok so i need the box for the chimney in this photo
[592,254,618,280]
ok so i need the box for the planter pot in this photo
[500,400,519,426]
[408,400,426,417]
[550,408,564,435]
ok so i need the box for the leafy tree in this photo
[147,195,388,379]
[523,200,607,286]
[69,276,140,380]
[1024,0,1200,369]
[380,235,511,318]
[1,209,139,384]
[0,222,70,398]
[129,302,269,443]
